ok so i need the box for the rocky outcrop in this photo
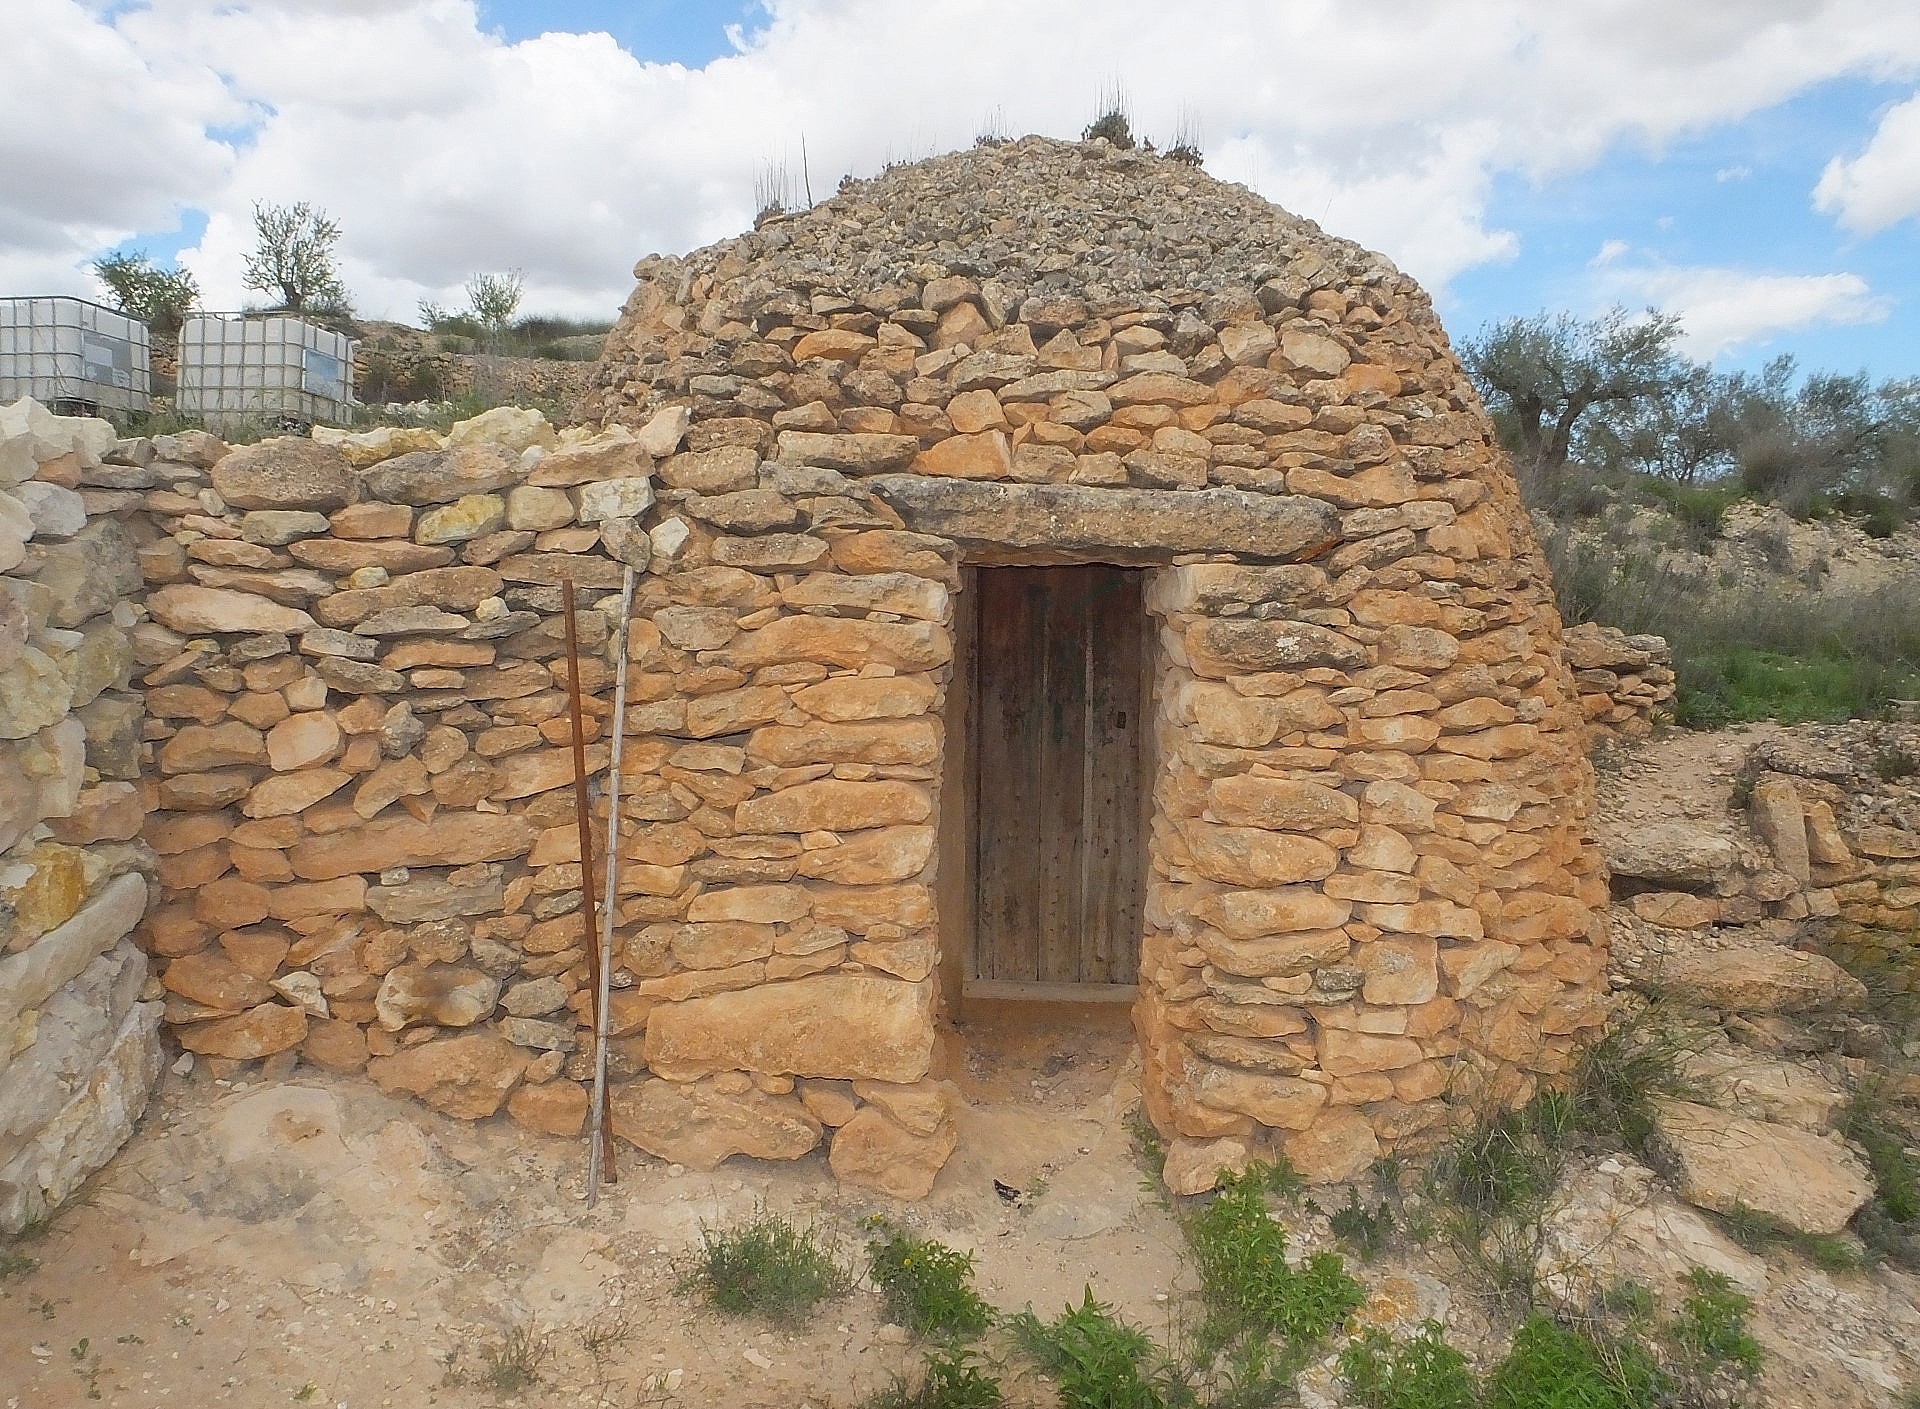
[0,399,160,1234]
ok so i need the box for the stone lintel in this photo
[863,477,1341,565]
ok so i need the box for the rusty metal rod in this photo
[562,578,617,1189]
[587,566,636,1205]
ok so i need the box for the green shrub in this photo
[1484,1315,1666,1409]
[1187,1166,1364,1348]
[674,1213,852,1324]
[865,1221,994,1341]
[1338,1322,1478,1409]
[1009,1289,1170,1409]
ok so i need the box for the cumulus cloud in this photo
[5,0,1920,321]
[1815,89,1920,234]
[1597,260,1891,358]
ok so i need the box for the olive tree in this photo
[242,200,350,316]
[91,251,199,335]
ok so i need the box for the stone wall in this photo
[1563,623,1675,738]
[1,399,160,1233]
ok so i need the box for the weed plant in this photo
[1187,1164,1364,1350]
[479,1324,548,1395]
[865,1220,994,1341]
[1484,1315,1667,1409]
[1329,1187,1397,1261]
[1713,1201,1862,1271]
[1009,1289,1172,1409]
[868,1349,1005,1409]
[675,1213,851,1325]
[1665,1269,1763,1382]
[1339,1321,1479,1409]
[1838,1088,1920,1268]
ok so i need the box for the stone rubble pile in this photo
[0,398,160,1234]
[1561,622,1675,736]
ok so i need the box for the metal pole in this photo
[561,580,614,1194]
[587,566,636,1206]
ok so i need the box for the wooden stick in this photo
[587,566,636,1205]
[562,579,617,1191]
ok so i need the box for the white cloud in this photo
[4,0,1920,322]
[1815,89,1920,234]
[1592,239,1630,265]
[1597,261,1891,358]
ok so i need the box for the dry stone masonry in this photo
[64,135,1612,1204]
[1,399,160,1234]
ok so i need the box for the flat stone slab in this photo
[1650,1098,1872,1235]
[864,477,1340,563]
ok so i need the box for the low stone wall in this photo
[0,399,160,1234]
[1563,623,1674,737]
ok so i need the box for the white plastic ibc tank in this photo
[0,297,151,416]
[177,312,355,430]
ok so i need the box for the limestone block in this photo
[0,874,146,1036]
[1357,935,1438,1005]
[361,444,521,505]
[1183,825,1339,887]
[0,644,70,740]
[1194,887,1351,939]
[211,438,356,511]
[15,481,85,539]
[611,1078,821,1170]
[36,518,142,627]
[374,963,501,1030]
[1620,942,1863,1014]
[1206,777,1361,833]
[287,813,534,881]
[148,584,316,635]
[794,826,935,885]
[717,615,950,672]
[1162,1136,1253,1195]
[1749,778,1810,884]
[508,1079,588,1136]
[175,1002,309,1059]
[790,675,937,723]
[1191,1063,1327,1129]
[416,493,506,545]
[735,778,932,833]
[867,476,1339,563]
[829,1104,957,1199]
[367,1031,529,1119]
[1650,1099,1871,1235]
[644,974,936,1083]
[636,406,692,458]
[446,405,556,454]
[1282,1109,1380,1182]
[311,424,442,468]
[0,997,162,1235]
[1604,824,1737,889]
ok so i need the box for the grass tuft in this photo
[1339,1321,1479,1409]
[1187,1164,1364,1350]
[675,1212,852,1325]
[479,1324,548,1396]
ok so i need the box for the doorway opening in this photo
[939,564,1151,1023]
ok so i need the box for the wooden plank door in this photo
[973,566,1145,988]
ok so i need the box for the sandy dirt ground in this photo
[12,725,1920,1408]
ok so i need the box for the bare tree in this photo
[242,201,350,315]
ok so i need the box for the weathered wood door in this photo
[973,566,1146,988]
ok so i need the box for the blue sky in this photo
[6,0,1918,383]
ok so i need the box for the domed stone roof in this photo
[583,135,1448,429]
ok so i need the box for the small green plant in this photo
[481,1323,548,1395]
[1329,1187,1396,1260]
[1010,1289,1170,1409]
[1563,1002,1700,1158]
[865,1220,994,1341]
[868,1349,1005,1409]
[1339,1321,1478,1409]
[1484,1315,1666,1409]
[675,1212,852,1324]
[1187,1165,1364,1350]
[1666,1267,1763,1380]
[294,1383,319,1402]
[0,1247,38,1280]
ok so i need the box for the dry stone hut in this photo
[577,135,1610,1191]
[115,136,1609,1205]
